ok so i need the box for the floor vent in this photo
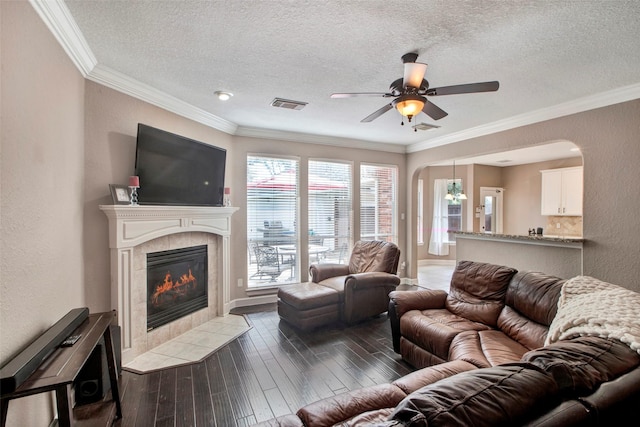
[271,98,308,110]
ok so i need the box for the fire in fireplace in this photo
[147,245,208,330]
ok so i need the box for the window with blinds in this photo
[308,160,352,265]
[247,155,299,287]
[360,163,398,243]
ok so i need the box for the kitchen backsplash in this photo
[545,216,583,236]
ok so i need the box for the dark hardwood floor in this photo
[113,304,414,426]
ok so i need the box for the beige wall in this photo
[502,157,582,235]
[407,100,640,291]
[1,2,85,424]
[83,81,235,311]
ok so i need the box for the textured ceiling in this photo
[62,0,640,152]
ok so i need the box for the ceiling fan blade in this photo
[361,103,394,123]
[422,100,448,120]
[331,92,389,98]
[403,62,427,88]
[427,81,499,96]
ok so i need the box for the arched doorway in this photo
[411,140,583,284]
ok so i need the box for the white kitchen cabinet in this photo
[540,166,583,216]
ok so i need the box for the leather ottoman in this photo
[277,282,341,331]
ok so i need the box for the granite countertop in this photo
[453,231,584,244]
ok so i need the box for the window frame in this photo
[359,162,398,244]
[246,154,300,288]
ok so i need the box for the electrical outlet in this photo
[237,278,243,288]
[556,223,561,229]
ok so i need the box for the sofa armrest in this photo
[309,263,350,283]
[388,289,448,353]
[297,383,406,427]
[389,289,448,318]
[344,272,401,290]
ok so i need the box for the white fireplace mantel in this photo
[99,204,238,364]
[100,205,238,248]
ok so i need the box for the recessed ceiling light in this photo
[214,91,233,101]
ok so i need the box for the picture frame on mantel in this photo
[109,184,131,205]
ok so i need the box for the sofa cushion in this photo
[497,305,549,350]
[522,336,640,395]
[315,275,347,297]
[387,363,560,427]
[348,240,400,274]
[344,408,394,426]
[278,282,340,310]
[504,271,564,326]
[391,360,477,394]
[449,330,529,368]
[445,261,517,327]
[399,309,491,361]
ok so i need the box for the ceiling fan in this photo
[331,52,499,128]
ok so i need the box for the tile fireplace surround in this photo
[100,205,238,366]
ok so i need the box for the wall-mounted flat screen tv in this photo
[135,124,226,206]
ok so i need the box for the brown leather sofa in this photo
[277,240,400,330]
[256,261,640,426]
[254,336,640,426]
[388,260,562,369]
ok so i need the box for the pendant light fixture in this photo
[445,160,467,201]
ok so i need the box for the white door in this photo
[480,187,504,234]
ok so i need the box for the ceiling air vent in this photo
[271,98,308,110]
[412,122,441,131]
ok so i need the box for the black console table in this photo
[0,311,122,426]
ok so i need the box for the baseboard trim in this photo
[229,294,278,310]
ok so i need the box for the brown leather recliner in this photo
[310,240,401,324]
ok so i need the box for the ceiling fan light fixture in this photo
[394,95,424,117]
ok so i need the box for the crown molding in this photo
[87,65,238,134]
[235,126,406,153]
[31,0,237,135]
[407,83,640,153]
[33,0,640,154]
[29,0,97,76]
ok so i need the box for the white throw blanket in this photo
[545,275,640,355]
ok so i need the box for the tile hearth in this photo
[123,314,251,374]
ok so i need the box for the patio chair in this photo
[250,242,282,281]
